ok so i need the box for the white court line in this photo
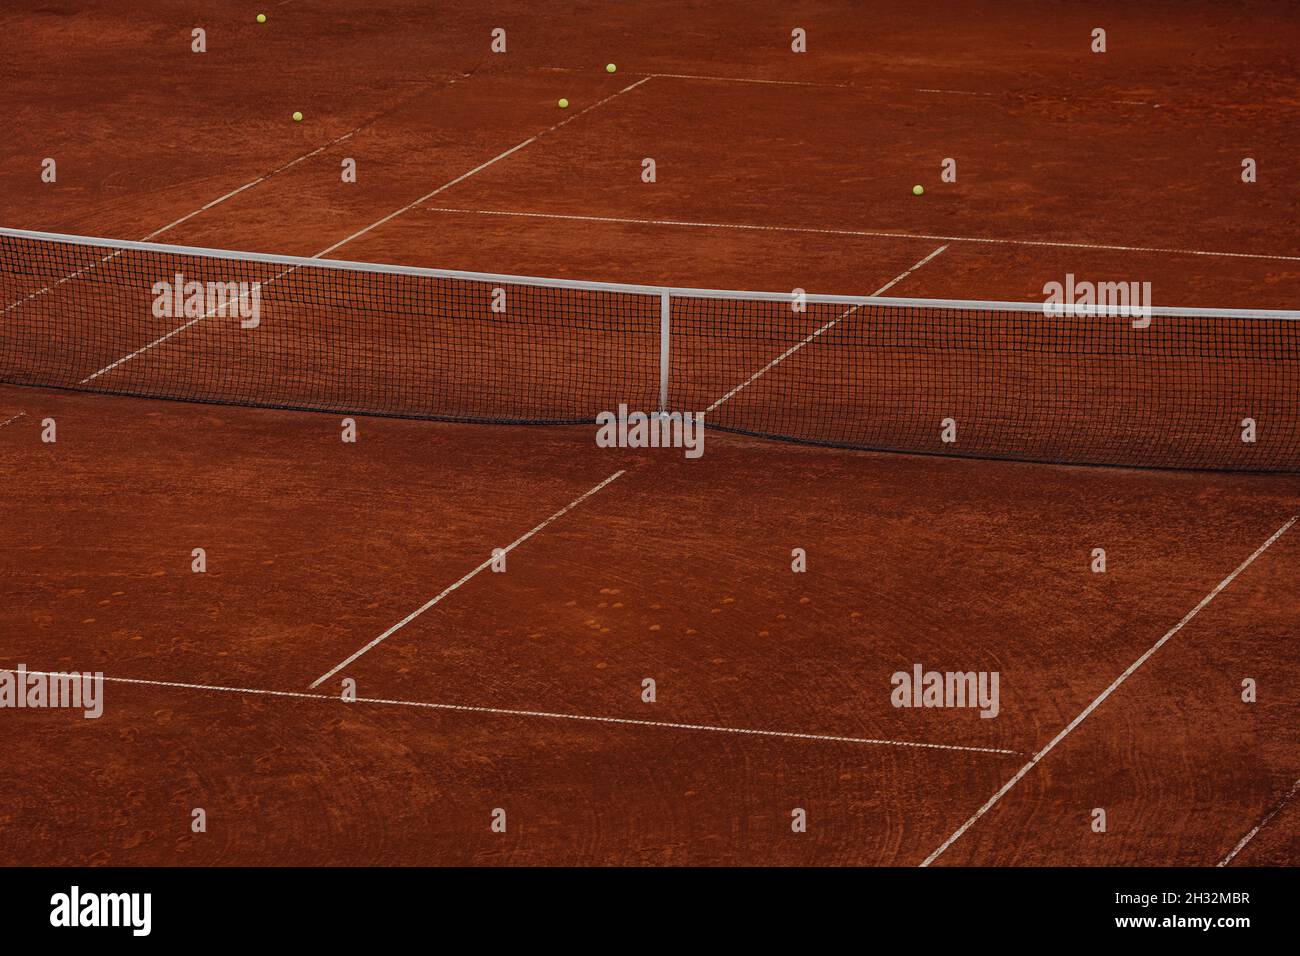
[1218,777,1300,866]
[1,252,116,318]
[315,76,652,258]
[536,68,826,87]
[309,470,627,689]
[80,76,655,381]
[426,207,1300,263]
[6,63,501,317]
[3,128,370,319]
[649,71,846,88]
[140,127,365,243]
[0,412,27,428]
[79,270,291,384]
[706,245,948,414]
[915,88,1157,107]
[921,515,1298,867]
[0,667,1019,755]
[916,88,996,97]
[603,71,1156,106]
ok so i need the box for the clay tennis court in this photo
[1,1,1297,868]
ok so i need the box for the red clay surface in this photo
[2,384,1296,865]
[1,1,1297,866]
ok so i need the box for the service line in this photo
[426,207,1300,263]
[0,667,1019,756]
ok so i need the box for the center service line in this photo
[309,470,626,689]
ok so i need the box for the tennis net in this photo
[2,227,1297,471]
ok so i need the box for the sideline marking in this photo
[5,125,373,318]
[79,272,288,383]
[4,65,501,317]
[77,78,655,381]
[141,127,366,243]
[308,470,627,689]
[707,245,948,414]
[921,515,1298,867]
[1219,777,1300,866]
[426,207,1300,263]
[0,667,1020,755]
[315,76,652,258]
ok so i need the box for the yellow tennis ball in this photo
[606,63,617,74]
[292,111,303,122]
[256,13,266,23]
[558,98,569,109]
[912,184,924,196]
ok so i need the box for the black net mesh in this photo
[675,297,1300,470]
[2,231,1297,471]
